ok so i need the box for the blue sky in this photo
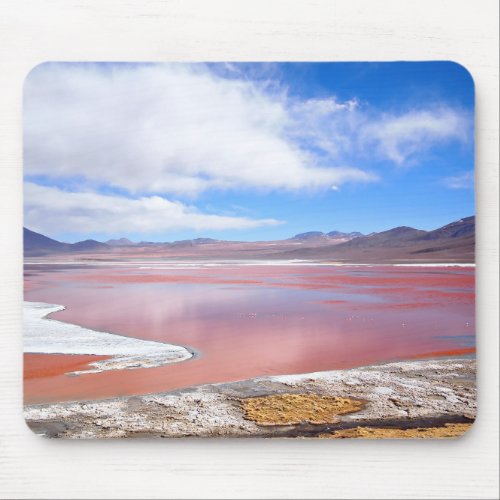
[24,62,474,242]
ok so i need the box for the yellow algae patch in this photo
[241,393,363,426]
[320,423,472,439]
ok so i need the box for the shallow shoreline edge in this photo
[24,356,476,439]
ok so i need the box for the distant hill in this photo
[335,226,427,250]
[418,216,475,241]
[23,216,475,263]
[105,237,136,247]
[279,217,475,262]
[71,239,109,252]
[291,231,326,240]
[23,228,68,256]
[291,230,364,241]
[107,236,222,247]
[328,231,363,239]
[24,228,109,256]
[170,238,220,247]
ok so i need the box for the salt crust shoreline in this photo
[25,260,475,267]
[24,301,193,374]
[25,357,476,438]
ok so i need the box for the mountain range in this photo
[23,216,475,263]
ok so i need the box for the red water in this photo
[24,264,475,404]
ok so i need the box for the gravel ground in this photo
[25,357,476,438]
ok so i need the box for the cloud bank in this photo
[24,63,376,197]
[24,183,281,236]
[23,63,472,236]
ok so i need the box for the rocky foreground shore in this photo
[25,357,476,439]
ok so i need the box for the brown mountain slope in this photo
[276,217,475,263]
[24,216,475,263]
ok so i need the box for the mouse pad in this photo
[23,62,476,438]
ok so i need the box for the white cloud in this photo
[24,183,281,235]
[24,63,374,197]
[442,171,474,189]
[24,64,470,193]
[288,97,470,166]
[23,63,472,237]
[361,108,471,165]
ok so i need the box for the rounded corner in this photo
[452,417,477,440]
[22,413,50,439]
[444,60,476,95]
[23,61,53,95]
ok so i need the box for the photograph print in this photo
[23,61,476,438]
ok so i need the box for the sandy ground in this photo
[25,357,475,439]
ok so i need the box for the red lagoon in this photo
[24,264,475,404]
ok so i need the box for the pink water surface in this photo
[24,264,475,404]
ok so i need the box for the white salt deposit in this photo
[392,263,475,267]
[24,302,192,375]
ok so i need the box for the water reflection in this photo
[24,264,475,403]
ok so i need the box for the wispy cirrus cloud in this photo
[288,97,471,166]
[442,171,475,189]
[361,108,471,165]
